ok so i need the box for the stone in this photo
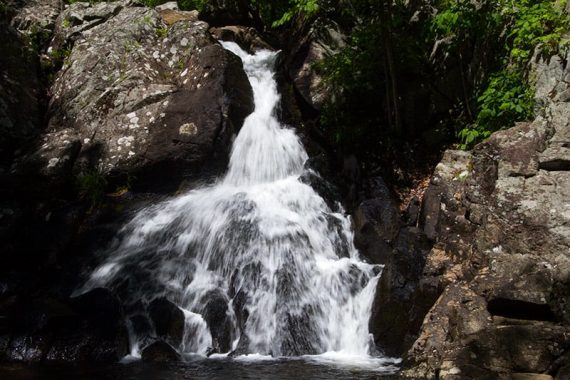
[539,145,570,171]
[155,1,178,11]
[354,196,400,243]
[148,297,185,347]
[368,227,434,356]
[14,1,254,193]
[404,47,570,377]
[197,290,233,353]
[141,340,181,362]
[209,25,273,53]
[353,182,401,266]
[10,0,62,46]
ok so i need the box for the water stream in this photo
[77,42,397,372]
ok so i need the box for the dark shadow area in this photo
[487,298,557,322]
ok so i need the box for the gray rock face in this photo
[403,49,570,379]
[10,0,62,40]
[14,1,254,191]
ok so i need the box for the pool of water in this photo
[0,355,403,380]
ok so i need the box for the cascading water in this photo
[78,42,394,367]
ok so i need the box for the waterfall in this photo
[79,41,384,361]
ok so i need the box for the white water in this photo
[79,42,390,366]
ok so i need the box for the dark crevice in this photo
[487,298,557,322]
[539,159,570,171]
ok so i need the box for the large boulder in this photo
[402,49,570,378]
[12,1,254,193]
[368,227,435,357]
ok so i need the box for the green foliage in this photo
[462,69,534,147]
[506,0,569,65]
[156,26,168,38]
[271,0,320,27]
[312,1,429,151]
[177,0,205,11]
[431,0,502,44]
[433,0,570,149]
[0,0,9,15]
[77,170,108,208]
[48,46,72,65]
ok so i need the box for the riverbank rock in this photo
[402,49,570,379]
[11,0,253,193]
[0,289,128,363]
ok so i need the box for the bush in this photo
[446,0,570,148]
[77,170,108,208]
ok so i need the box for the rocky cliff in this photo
[397,47,570,379]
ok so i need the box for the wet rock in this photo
[403,196,421,227]
[148,297,185,347]
[278,309,320,356]
[198,290,233,353]
[556,354,570,380]
[353,182,400,265]
[141,340,181,362]
[354,189,400,243]
[210,25,272,53]
[299,169,341,212]
[369,227,433,356]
